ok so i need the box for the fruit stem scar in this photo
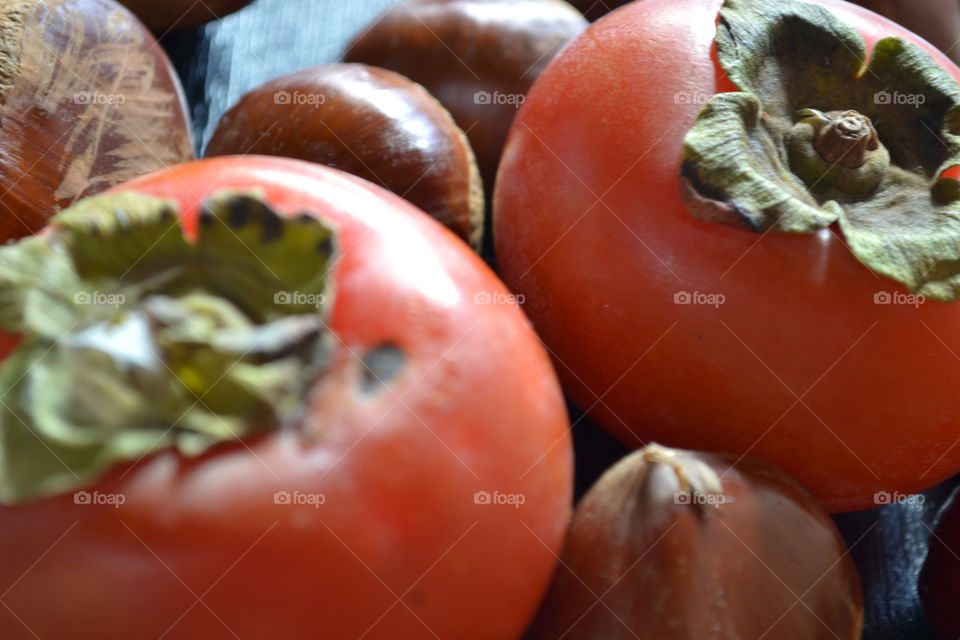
[802,108,880,169]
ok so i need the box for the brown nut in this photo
[565,0,629,21]
[205,63,484,249]
[528,443,864,640]
[0,0,194,241]
[852,0,960,67]
[343,0,587,193]
[116,0,253,32]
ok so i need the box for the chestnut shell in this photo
[343,0,587,192]
[205,63,484,249]
[565,0,630,21]
[527,445,863,639]
[0,0,194,241]
[116,0,253,31]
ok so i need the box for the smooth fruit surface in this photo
[493,0,960,512]
[0,156,572,639]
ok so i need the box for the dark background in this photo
[159,1,958,637]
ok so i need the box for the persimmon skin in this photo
[0,157,572,639]
[493,0,960,512]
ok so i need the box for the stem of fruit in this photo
[806,109,880,169]
[786,108,890,197]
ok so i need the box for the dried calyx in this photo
[0,191,336,504]
[680,0,960,301]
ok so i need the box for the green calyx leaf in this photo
[680,0,960,300]
[0,190,336,504]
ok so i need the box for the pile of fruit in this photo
[2,0,960,637]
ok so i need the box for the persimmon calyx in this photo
[679,0,960,301]
[0,190,336,504]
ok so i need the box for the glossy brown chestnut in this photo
[0,0,194,242]
[205,63,484,249]
[343,0,587,192]
[116,0,253,32]
[919,486,960,638]
[852,0,960,67]
[528,444,863,640]
[565,0,629,21]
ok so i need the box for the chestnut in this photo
[527,444,863,639]
[919,486,960,638]
[566,0,629,21]
[205,63,484,249]
[116,0,253,32]
[0,0,193,241]
[852,0,960,67]
[343,0,587,193]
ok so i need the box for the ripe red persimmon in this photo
[0,156,572,639]
[494,0,960,511]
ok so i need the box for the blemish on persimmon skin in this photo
[360,344,406,394]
